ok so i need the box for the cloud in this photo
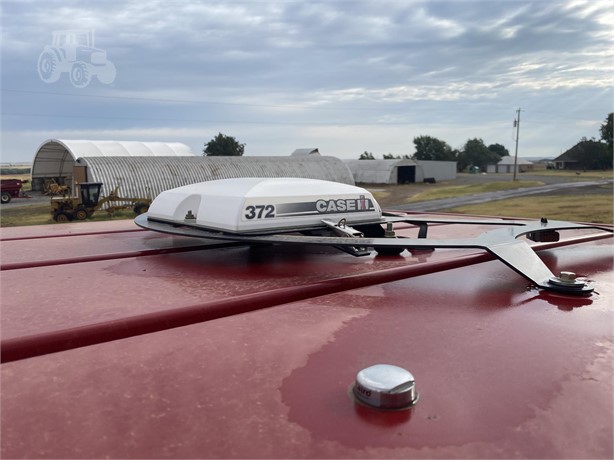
[1,0,612,162]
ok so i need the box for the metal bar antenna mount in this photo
[136,214,613,296]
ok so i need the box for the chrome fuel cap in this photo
[353,364,418,410]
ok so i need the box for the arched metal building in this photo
[344,159,457,184]
[78,155,355,199]
[31,139,195,191]
[31,139,354,199]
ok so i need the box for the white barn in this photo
[31,139,195,191]
[344,159,457,184]
[486,156,534,174]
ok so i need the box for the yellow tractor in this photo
[51,182,151,223]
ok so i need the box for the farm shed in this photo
[31,139,195,192]
[76,155,355,200]
[486,156,534,174]
[344,159,456,184]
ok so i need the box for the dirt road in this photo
[1,193,50,208]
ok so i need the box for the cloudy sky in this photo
[1,0,612,163]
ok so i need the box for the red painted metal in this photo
[1,215,612,458]
[0,178,27,200]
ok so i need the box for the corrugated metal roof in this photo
[77,155,355,201]
[32,139,194,178]
[498,156,533,165]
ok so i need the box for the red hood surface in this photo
[1,213,612,458]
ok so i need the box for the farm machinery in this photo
[51,182,151,223]
[44,178,71,196]
[137,177,613,295]
[1,179,30,204]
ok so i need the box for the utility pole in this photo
[512,107,522,181]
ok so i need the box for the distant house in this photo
[552,150,581,170]
[553,140,613,170]
[486,156,534,174]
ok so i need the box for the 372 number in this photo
[244,204,275,219]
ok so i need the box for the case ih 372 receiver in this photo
[137,177,613,296]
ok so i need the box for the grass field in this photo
[0,203,138,227]
[2,190,611,227]
[445,193,613,224]
[404,180,544,203]
[529,169,613,179]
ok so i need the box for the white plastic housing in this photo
[146,177,382,233]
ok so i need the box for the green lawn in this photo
[0,204,137,227]
[406,181,544,203]
[531,169,613,179]
[445,193,613,224]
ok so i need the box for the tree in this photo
[600,112,613,153]
[412,135,456,161]
[359,151,375,160]
[203,133,245,156]
[487,143,510,157]
[383,153,410,159]
[457,138,502,172]
[560,140,611,170]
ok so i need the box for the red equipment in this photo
[1,211,612,458]
[1,179,29,204]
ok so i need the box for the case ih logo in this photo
[315,195,373,213]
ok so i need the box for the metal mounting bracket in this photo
[136,214,613,296]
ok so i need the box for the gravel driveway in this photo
[1,193,50,208]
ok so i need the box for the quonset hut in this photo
[31,140,195,192]
[344,159,456,184]
[31,139,354,199]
